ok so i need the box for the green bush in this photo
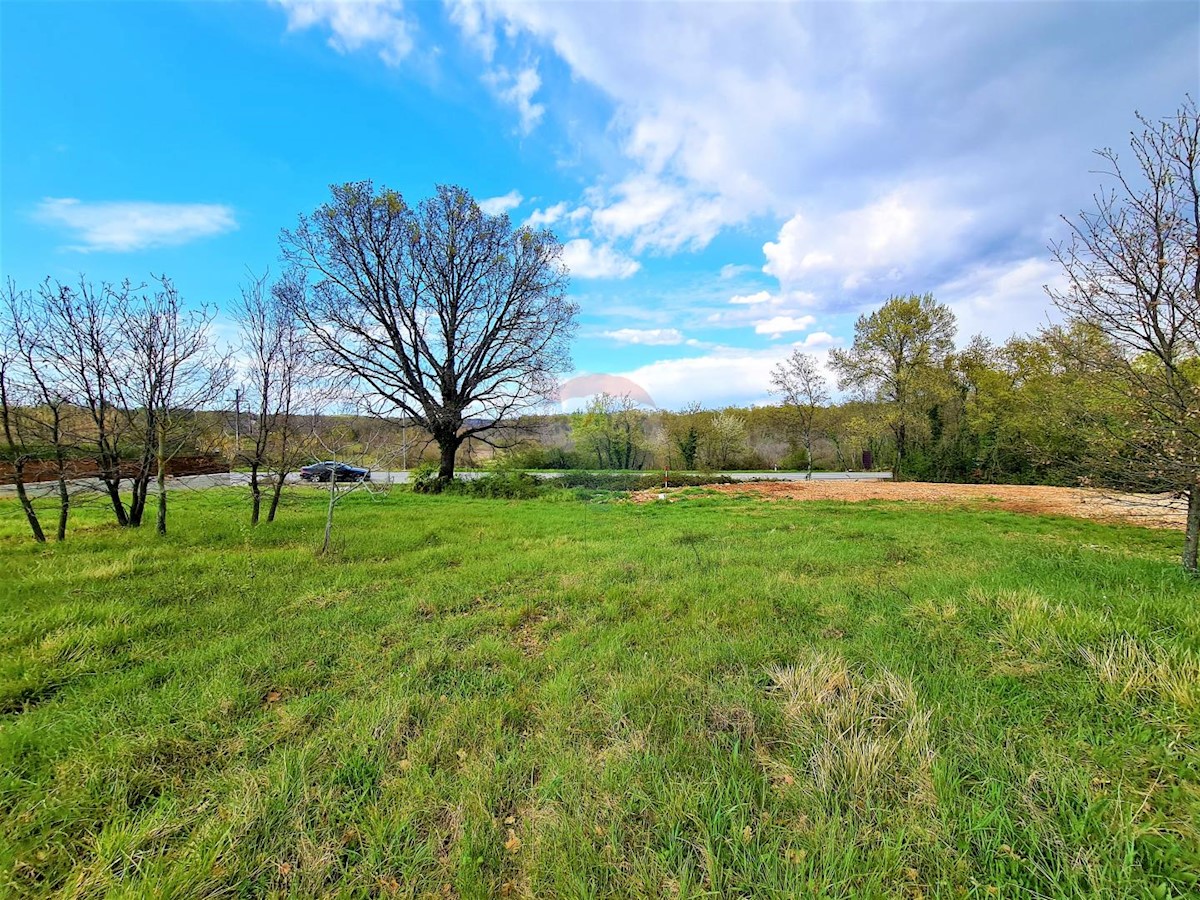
[453,472,547,499]
[409,461,442,494]
[554,472,736,491]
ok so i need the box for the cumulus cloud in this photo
[762,185,976,293]
[273,0,413,66]
[478,190,524,215]
[618,345,839,410]
[937,256,1066,342]
[34,198,237,252]
[524,201,568,228]
[795,331,841,350]
[754,314,816,338]
[601,328,685,346]
[451,0,1192,332]
[730,290,773,305]
[560,238,640,279]
[586,174,726,254]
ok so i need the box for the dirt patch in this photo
[631,480,1186,530]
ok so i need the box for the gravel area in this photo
[632,480,1187,530]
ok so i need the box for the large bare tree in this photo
[279,182,577,486]
[1049,97,1200,572]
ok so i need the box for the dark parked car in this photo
[299,461,372,483]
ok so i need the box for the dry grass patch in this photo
[1080,635,1200,709]
[768,653,935,812]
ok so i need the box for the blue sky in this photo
[2,1,1197,409]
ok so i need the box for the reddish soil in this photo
[631,480,1187,530]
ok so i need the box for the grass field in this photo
[1,487,1198,898]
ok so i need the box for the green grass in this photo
[1,488,1197,898]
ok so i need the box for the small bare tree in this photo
[121,276,230,535]
[4,282,77,539]
[38,278,139,526]
[232,271,321,525]
[306,412,393,555]
[0,300,46,542]
[771,350,830,479]
[1049,97,1200,572]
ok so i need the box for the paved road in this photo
[1,469,891,498]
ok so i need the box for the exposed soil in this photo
[631,480,1187,530]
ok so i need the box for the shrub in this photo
[554,472,735,491]
[410,461,442,494]
[455,472,547,499]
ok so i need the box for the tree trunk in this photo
[437,437,460,484]
[1185,485,1200,574]
[805,433,814,480]
[129,467,149,527]
[249,464,262,526]
[55,470,69,541]
[102,474,129,526]
[13,460,45,543]
[267,473,284,523]
[155,426,167,536]
[321,469,336,554]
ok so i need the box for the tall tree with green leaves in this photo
[570,393,649,469]
[829,293,957,478]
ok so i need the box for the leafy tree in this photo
[280,182,577,489]
[704,410,748,470]
[570,393,649,469]
[1049,97,1200,571]
[770,350,829,478]
[829,293,957,478]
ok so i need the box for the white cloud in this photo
[478,190,523,215]
[729,290,773,305]
[485,65,545,134]
[449,1,1189,344]
[34,198,237,252]
[754,314,816,338]
[762,185,975,294]
[706,289,820,330]
[795,331,841,350]
[586,174,726,254]
[447,0,496,61]
[273,0,412,66]
[524,201,568,228]
[937,256,1066,342]
[560,238,640,279]
[619,344,837,409]
[601,327,684,346]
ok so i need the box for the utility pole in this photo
[233,387,242,452]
